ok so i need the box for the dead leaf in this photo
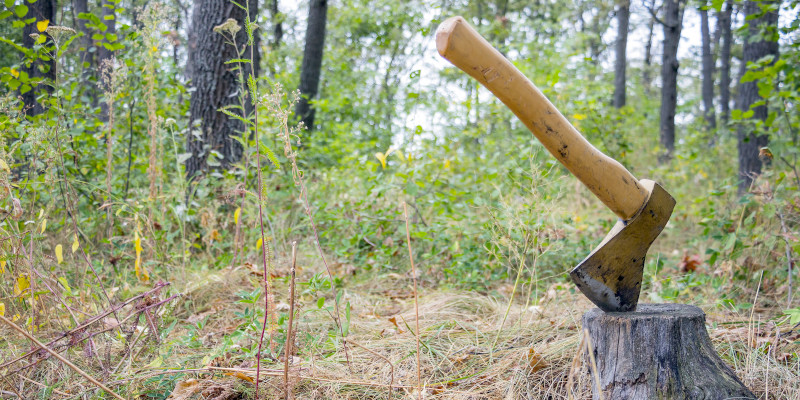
[388,316,404,333]
[678,251,703,273]
[168,379,200,400]
[224,371,255,384]
[528,348,548,372]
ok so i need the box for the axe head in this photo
[570,180,675,312]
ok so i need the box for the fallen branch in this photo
[0,314,125,400]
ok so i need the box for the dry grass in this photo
[1,262,798,399]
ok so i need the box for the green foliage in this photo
[0,0,799,396]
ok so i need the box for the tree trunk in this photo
[718,0,733,125]
[20,0,55,117]
[72,0,95,98]
[96,0,116,74]
[295,0,328,132]
[658,0,685,161]
[186,0,249,180]
[584,304,755,399]
[96,0,117,123]
[643,0,657,94]
[270,0,282,47]
[613,0,629,108]
[700,6,716,132]
[736,0,779,194]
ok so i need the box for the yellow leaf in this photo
[234,207,241,224]
[36,19,49,32]
[572,113,586,121]
[134,231,148,281]
[12,313,20,321]
[0,259,5,273]
[72,234,79,253]
[40,219,46,234]
[0,303,4,316]
[55,244,63,264]
[14,274,30,296]
[255,237,262,250]
[224,371,255,384]
[444,159,451,169]
[374,152,387,169]
[0,159,10,173]
[10,69,19,78]
[152,46,157,53]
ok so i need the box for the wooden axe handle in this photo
[436,16,647,220]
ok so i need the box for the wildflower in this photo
[44,25,76,42]
[213,18,241,35]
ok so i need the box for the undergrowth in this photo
[0,1,798,399]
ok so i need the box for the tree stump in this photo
[583,303,755,400]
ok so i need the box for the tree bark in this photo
[72,0,94,93]
[613,0,629,108]
[20,0,55,117]
[658,0,685,161]
[96,0,116,75]
[269,0,283,47]
[718,0,733,125]
[295,0,328,132]
[584,304,755,399]
[736,0,779,194]
[186,0,250,179]
[700,6,716,132]
[642,0,658,93]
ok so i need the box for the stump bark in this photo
[583,303,755,400]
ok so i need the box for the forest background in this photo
[0,0,799,398]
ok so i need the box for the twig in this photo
[566,331,586,400]
[403,202,423,399]
[18,375,70,397]
[284,241,298,400]
[778,211,795,307]
[0,315,125,400]
[4,293,179,376]
[0,282,169,370]
[778,155,800,192]
[349,340,394,396]
[124,98,136,198]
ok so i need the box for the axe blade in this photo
[570,180,675,312]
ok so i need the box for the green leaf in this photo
[4,0,13,9]
[342,301,351,337]
[92,33,104,40]
[723,232,737,252]
[258,142,280,169]
[218,108,253,126]
[224,58,251,64]
[247,74,257,105]
[0,10,13,20]
[14,4,28,17]
[105,33,117,42]
[316,297,324,309]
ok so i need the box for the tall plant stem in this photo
[247,8,273,399]
[403,202,422,399]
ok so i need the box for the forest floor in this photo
[51,260,796,400]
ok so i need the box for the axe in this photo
[436,17,675,312]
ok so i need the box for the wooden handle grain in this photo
[436,16,648,220]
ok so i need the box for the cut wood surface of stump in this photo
[583,303,755,400]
